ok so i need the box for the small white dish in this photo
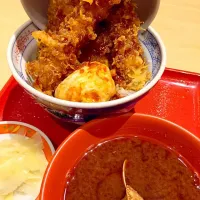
[0,121,55,200]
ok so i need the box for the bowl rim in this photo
[7,20,166,109]
[0,120,55,153]
[40,113,200,200]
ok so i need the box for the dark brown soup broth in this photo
[64,137,200,200]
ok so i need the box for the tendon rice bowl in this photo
[7,7,166,122]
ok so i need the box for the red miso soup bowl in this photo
[40,113,200,200]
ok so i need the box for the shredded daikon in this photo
[0,134,48,200]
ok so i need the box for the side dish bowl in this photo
[7,21,166,124]
[39,113,200,200]
[0,121,55,156]
[0,121,55,200]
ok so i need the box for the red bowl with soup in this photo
[40,113,200,200]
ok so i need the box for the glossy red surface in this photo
[1,68,200,200]
[0,68,200,148]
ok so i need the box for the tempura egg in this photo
[55,62,116,102]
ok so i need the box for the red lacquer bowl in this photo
[40,113,200,200]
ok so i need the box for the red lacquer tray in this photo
[0,68,200,148]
